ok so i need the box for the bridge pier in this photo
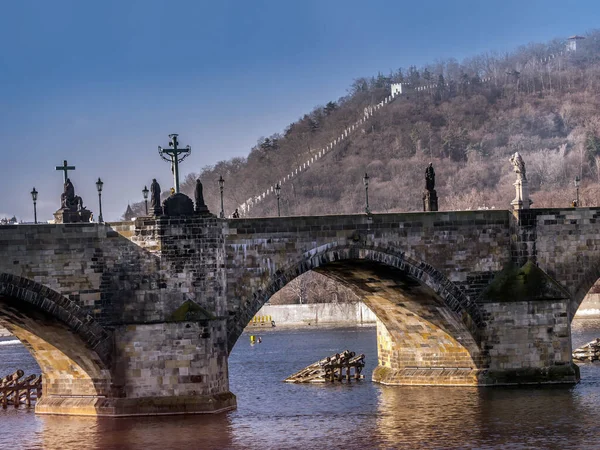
[371,260,580,386]
[35,321,236,417]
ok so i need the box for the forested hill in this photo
[125,30,600,219]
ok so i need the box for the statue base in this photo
[54,208,92,224]
[162,193,195,217]
[423,189,438,212]
[511,179,532,210]
[195,204,211,216]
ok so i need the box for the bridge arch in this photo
[567,262,600,319]
[228,244,487,377]
[0,273,114,412]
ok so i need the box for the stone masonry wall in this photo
[224,210,512,348]
[478,300,577,383]
[526,208,600,316]
[114,320,230,401]
[0,223,162,325]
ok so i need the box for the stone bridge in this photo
[0,207,598,416]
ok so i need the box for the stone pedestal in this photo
[195,203,210,216]
[423,189,438,212]
[162,193,194,217]
[53,208,92,224]
[511,178,532,210]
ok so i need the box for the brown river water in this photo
[2,321,600,450]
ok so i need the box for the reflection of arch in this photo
[0,273,114,405]
[228,244,484,352]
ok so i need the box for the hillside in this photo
[125,30,600,220]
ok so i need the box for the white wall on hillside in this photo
[391,83,403,96]
[253,302,376,326]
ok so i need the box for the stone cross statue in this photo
[510,152,527,181]
[151,178,162,215]
[425,162,435,191]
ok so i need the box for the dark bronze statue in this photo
[195,178,206,208]
[60,178,83,211]
[425,163,435,191]
[151,178,162,215]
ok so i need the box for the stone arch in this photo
[0,273,114,412]
[568,262,600,319]
[227,243,485,353]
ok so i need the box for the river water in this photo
[2,321,600,449]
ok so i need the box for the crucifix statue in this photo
[55,160,75,183]
[158,134,191,194]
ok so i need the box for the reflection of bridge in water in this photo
[0,207,597,416]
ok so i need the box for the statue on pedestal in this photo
[510,152,532,210]
[194,178,210,215]
[54,178,91,223]
[423,162,438,212]
[151,179,162,216]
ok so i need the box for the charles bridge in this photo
[0,204,598,416]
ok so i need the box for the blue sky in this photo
[1,0,599,221]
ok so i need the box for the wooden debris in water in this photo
[285,350,365,383]
[0,370,42,408]
[573,338,600,362]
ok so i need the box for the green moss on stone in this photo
[481,260,569,303]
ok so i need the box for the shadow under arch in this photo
[0,273,114,412]
[228,244,485,356]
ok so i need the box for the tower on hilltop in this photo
[567,35,585,52]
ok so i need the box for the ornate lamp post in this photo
[142,185,149,215]
[275,183,281,217]
[30,187,38,224]
[96,177,104,223]
[363,173,370,214]
[575,176,580,207]
[218,176,225,218]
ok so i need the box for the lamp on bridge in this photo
[275,183,281,217]
[575,176,580,207]
[142,185,149,215]
[30,187,38,224]
[218,175,225,219]
[95,177,104,223]
[363,173,370,214]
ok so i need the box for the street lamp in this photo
[275,183,281,217]
[363,173,370,214]
[575,176,580,207]
[218,175,225,218]
[30,187,38,224]
[142,185,149,215]
[96,177,104,223]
